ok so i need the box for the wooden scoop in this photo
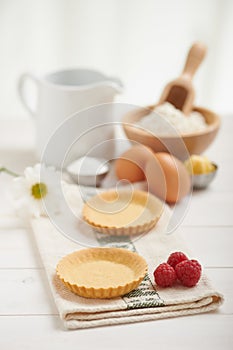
[158,42,207,115]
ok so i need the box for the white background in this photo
[1,0,233,120]
[0,1,233,346]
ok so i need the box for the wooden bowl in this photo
[122,105,220,160]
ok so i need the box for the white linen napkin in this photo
[30,183,223,330]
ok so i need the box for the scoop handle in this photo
[182,42,207,79]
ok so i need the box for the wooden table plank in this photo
[0,314,232,350]
[0,269,57,315]
[0,268,230,315]
[180,226,233,267]
[0,228,42,268]
[1,226,233,269]
[182,190,233,226]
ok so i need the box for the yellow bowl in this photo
[122,105,220,160]
[56,247,148,299]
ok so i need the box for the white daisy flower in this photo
[13,163,62,218]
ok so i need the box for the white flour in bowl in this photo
[136,102,207,136]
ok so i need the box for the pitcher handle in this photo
[18,73,39,117]
[109,76,124,94]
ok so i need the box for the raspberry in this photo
[154,263,176,287]
[167,252,188,269]
[175,259,202,287]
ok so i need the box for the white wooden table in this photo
[0,117,232,349]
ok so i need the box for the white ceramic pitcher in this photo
[18,69,123,164]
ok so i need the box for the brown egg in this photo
[115,145,154,183]
[145,152,191,204]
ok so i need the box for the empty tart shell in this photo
[82,189,164,235]
[56,247,148,299]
